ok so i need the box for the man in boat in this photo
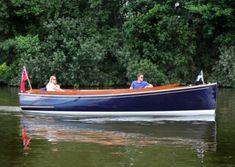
[46,76,64,91]
[130,73,153,89]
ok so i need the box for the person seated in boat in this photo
[46,76,64,91]
[130,73,153,89]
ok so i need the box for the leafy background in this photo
[0,0,234,87]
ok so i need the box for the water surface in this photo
[0,86,235,167]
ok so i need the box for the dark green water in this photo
[0,87,235,167]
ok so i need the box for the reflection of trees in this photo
[216,89,235,164]
[0,114,21,166]
[0,87,19,106]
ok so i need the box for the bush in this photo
[212,46,235,87]
[0,63,10,84]
[126,59,168,86]
[13,35,46,86]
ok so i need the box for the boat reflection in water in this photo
[20,115,216,162]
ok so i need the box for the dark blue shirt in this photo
[130,81,149,89]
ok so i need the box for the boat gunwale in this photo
[18,83,217,98]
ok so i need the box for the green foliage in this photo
[0,1,9,35]
[9,35,44,86]
[122,1,196,83]
[38,16,126,87]
[0,0,234,87]
[185,3,233,19]
[11,0,61,18]
[184,1,234,70]
[0,63,11,84]
[0,39,16,65]
[126,59,168,85]
[7,0,127,87]
[212,46,235,87]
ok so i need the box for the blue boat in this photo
[19,83,217,116]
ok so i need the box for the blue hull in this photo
[19,83,217,116]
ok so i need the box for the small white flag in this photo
[196,70,204,84]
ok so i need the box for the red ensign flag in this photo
[20,67,29,93]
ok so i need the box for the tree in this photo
[0,0,234,87]
[212,46,235,87]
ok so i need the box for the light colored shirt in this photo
[46,82,60,91]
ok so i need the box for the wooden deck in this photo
[28,84,181,95]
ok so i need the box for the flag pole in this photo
[202,70,205,84]
[23,66,32,90]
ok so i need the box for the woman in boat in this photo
[46,76,64,91]
[130,73,153,89]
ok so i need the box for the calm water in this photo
[0,86,235,167]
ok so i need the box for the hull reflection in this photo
[20,115,216,151]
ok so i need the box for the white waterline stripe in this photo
[22,110,215,116]
[21,106,54,108]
